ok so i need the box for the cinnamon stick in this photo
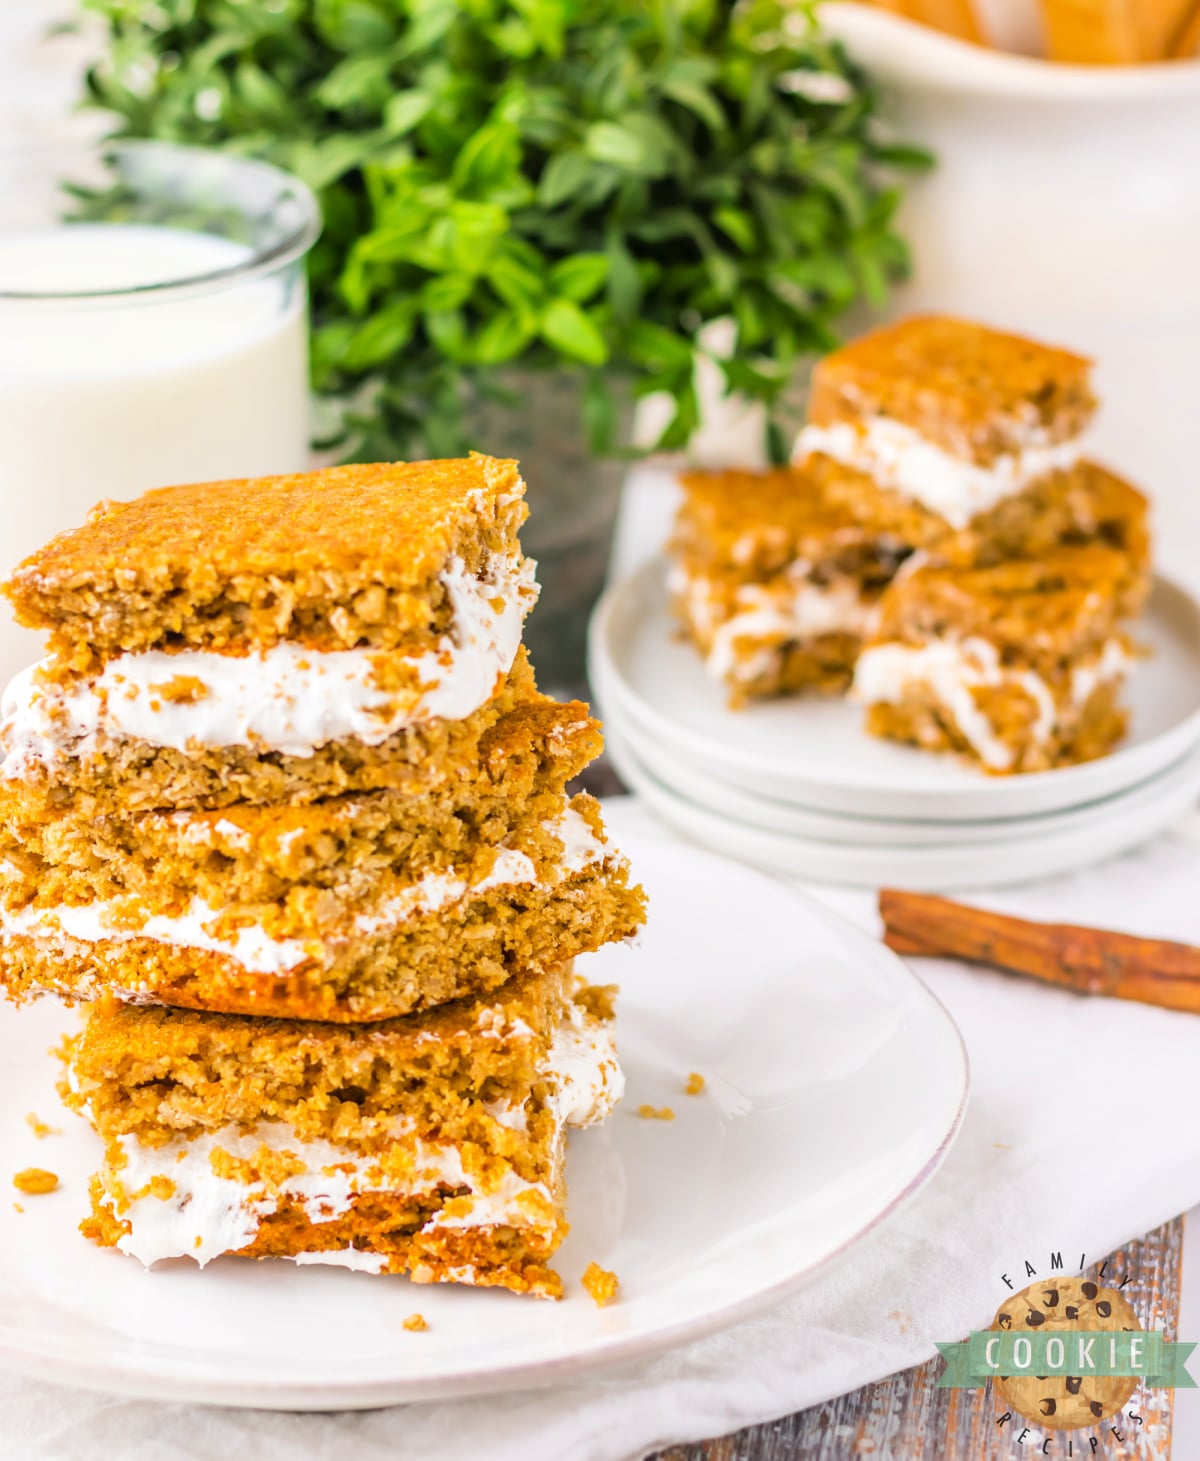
[879,888,1200,1014]
[882,929,934,958]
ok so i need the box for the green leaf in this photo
[422,273,475,311]
[549,253,609,303]
[651,379,700,452]
[584,122,648,173]
[661,78,724,131]
[393,0,457,60]
[452,123,520,195]
[661,57,725,132]
[625,320,694,374]
[425,308,471,362]
[311,319,356,386]
[316,53,394,111]
[540,298,609,367]
[473,309,537,365]
[706,249,739,299]
[584,114,677,180]
[235,63,289,118]
[341,304,416,369]
[537,150,593,209]
[292,133,383,190]
[488,15,538,60]
[354,214,429,263]
[382,90,434,137]
[766,418,790,466]
[604,229,642,322]
[488,251,545,310]
[315,0,397,52]
[445,200,509,272]
[713,205,756,253]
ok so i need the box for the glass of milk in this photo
[0,141,321,680]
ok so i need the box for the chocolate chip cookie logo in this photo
[990,1277,1140,1430]
[937,1270,1196,1441]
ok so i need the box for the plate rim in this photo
[591,559,1200,821]
[605,687,1200,847]
[0,836,969,1411]
[609,729,1200,890]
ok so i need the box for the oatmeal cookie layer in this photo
[815,455,1149,589]
[868,546,1134,675]
[6,454,529,668]
[0,693,600,912]
[701,632,861,704]
[673,464,908,585]
[807,314,1096,462]
[864,678,1128,775]
[65,964,579,1151]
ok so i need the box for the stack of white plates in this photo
[589,559,1200,889]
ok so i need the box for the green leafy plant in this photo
[82,0,926,462]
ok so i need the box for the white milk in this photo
[0,223,311,679]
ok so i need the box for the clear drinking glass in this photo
[0,141,320,681]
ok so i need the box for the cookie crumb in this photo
[582,1263,619,1307]
[152,674,210,704]
[402,1313,429,1332]
[637,1104,675,1121]
[25,1112,61,1139]
[13,1168,58,1195]
[684,1072,705,1096]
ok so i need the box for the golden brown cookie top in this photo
[674,462,894,579]
[870,544,1130,656]
[14,455,523,592]
[5,454,529,666]
[808,315,1096,461]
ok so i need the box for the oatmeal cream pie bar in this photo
[0,455,539,816]
[669,464,907,703]
[853,546,1139,774]
[63,964,621,1297]
[793,315,1108,553]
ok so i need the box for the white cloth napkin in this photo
[5,797,1200,1460]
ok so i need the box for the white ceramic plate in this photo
[605,695,1200,849]
[608,733,1200,890]
[590,560,1200,821]
[0,810,967,1411]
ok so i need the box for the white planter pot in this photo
[821,4,1200,588]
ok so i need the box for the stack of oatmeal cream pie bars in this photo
[0,454,644,1297]
[671,315,1151,774]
